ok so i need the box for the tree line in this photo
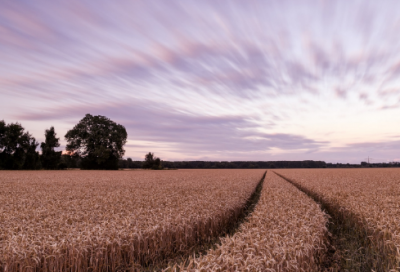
[3,114,397,170]
[119,160,400,169]
[0,121,64,170]
[118,160,329,169]
[1,112,330,171]
[0,114,127,170]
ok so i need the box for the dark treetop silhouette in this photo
[0,120,41,170]
[142,152,162,170]
[65,114,127,170]
[41,126,62,169]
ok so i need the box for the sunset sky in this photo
[1,0,400,163]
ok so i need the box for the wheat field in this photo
[3,168,400,272]
[0,169,265,271]
[275,168,400,271]
[177,171,329,272]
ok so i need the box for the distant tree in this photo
[118,159,127,168]
[23,137,41,170]
[65,114,127,170]
[0,120,6,151]
[41,127,61,169]
[143,152,162,169]
[127,157,133,168]
[0,121,7,169]
[57,161,68,170]
[0,121,39,169]
[60,153,80,168]
[248,163,259,169]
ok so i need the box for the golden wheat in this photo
[275,168,400,271]
[0,169,265,271]
[178,171,329,272]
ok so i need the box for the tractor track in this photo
[273,171,379,272]
[145,171,267,271]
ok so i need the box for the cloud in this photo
[379,88,400,97]
[14,101,326,156]
[327,140,400,161]
[2,0,400,105]
[3,0,400,162]
[334,87,347,99]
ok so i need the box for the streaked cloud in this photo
[2,0,400,163]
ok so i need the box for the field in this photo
[275,168,400,271]
[0,170,265,271]
[180,171,328,271]
[2,168,400,272]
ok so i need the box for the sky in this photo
[1,0,400,163]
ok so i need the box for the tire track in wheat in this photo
[274,170,394,272]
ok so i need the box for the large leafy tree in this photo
[0,120,40,169]
[41,127,61,169]
[65,114,127,170]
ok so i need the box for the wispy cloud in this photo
[2,0,400,162]
[14,101,325,157]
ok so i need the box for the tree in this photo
[0,120,6,151]
[65,114,127,170]
[60,152,80,168]
[23,137,41,170]
[0,121,38,169]
[41,127,61,169]
[127,157,133,168]
[143,152,162,169]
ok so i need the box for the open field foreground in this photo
[275,168,400,271]
[0,169,265,271]
[177,171,329,272]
